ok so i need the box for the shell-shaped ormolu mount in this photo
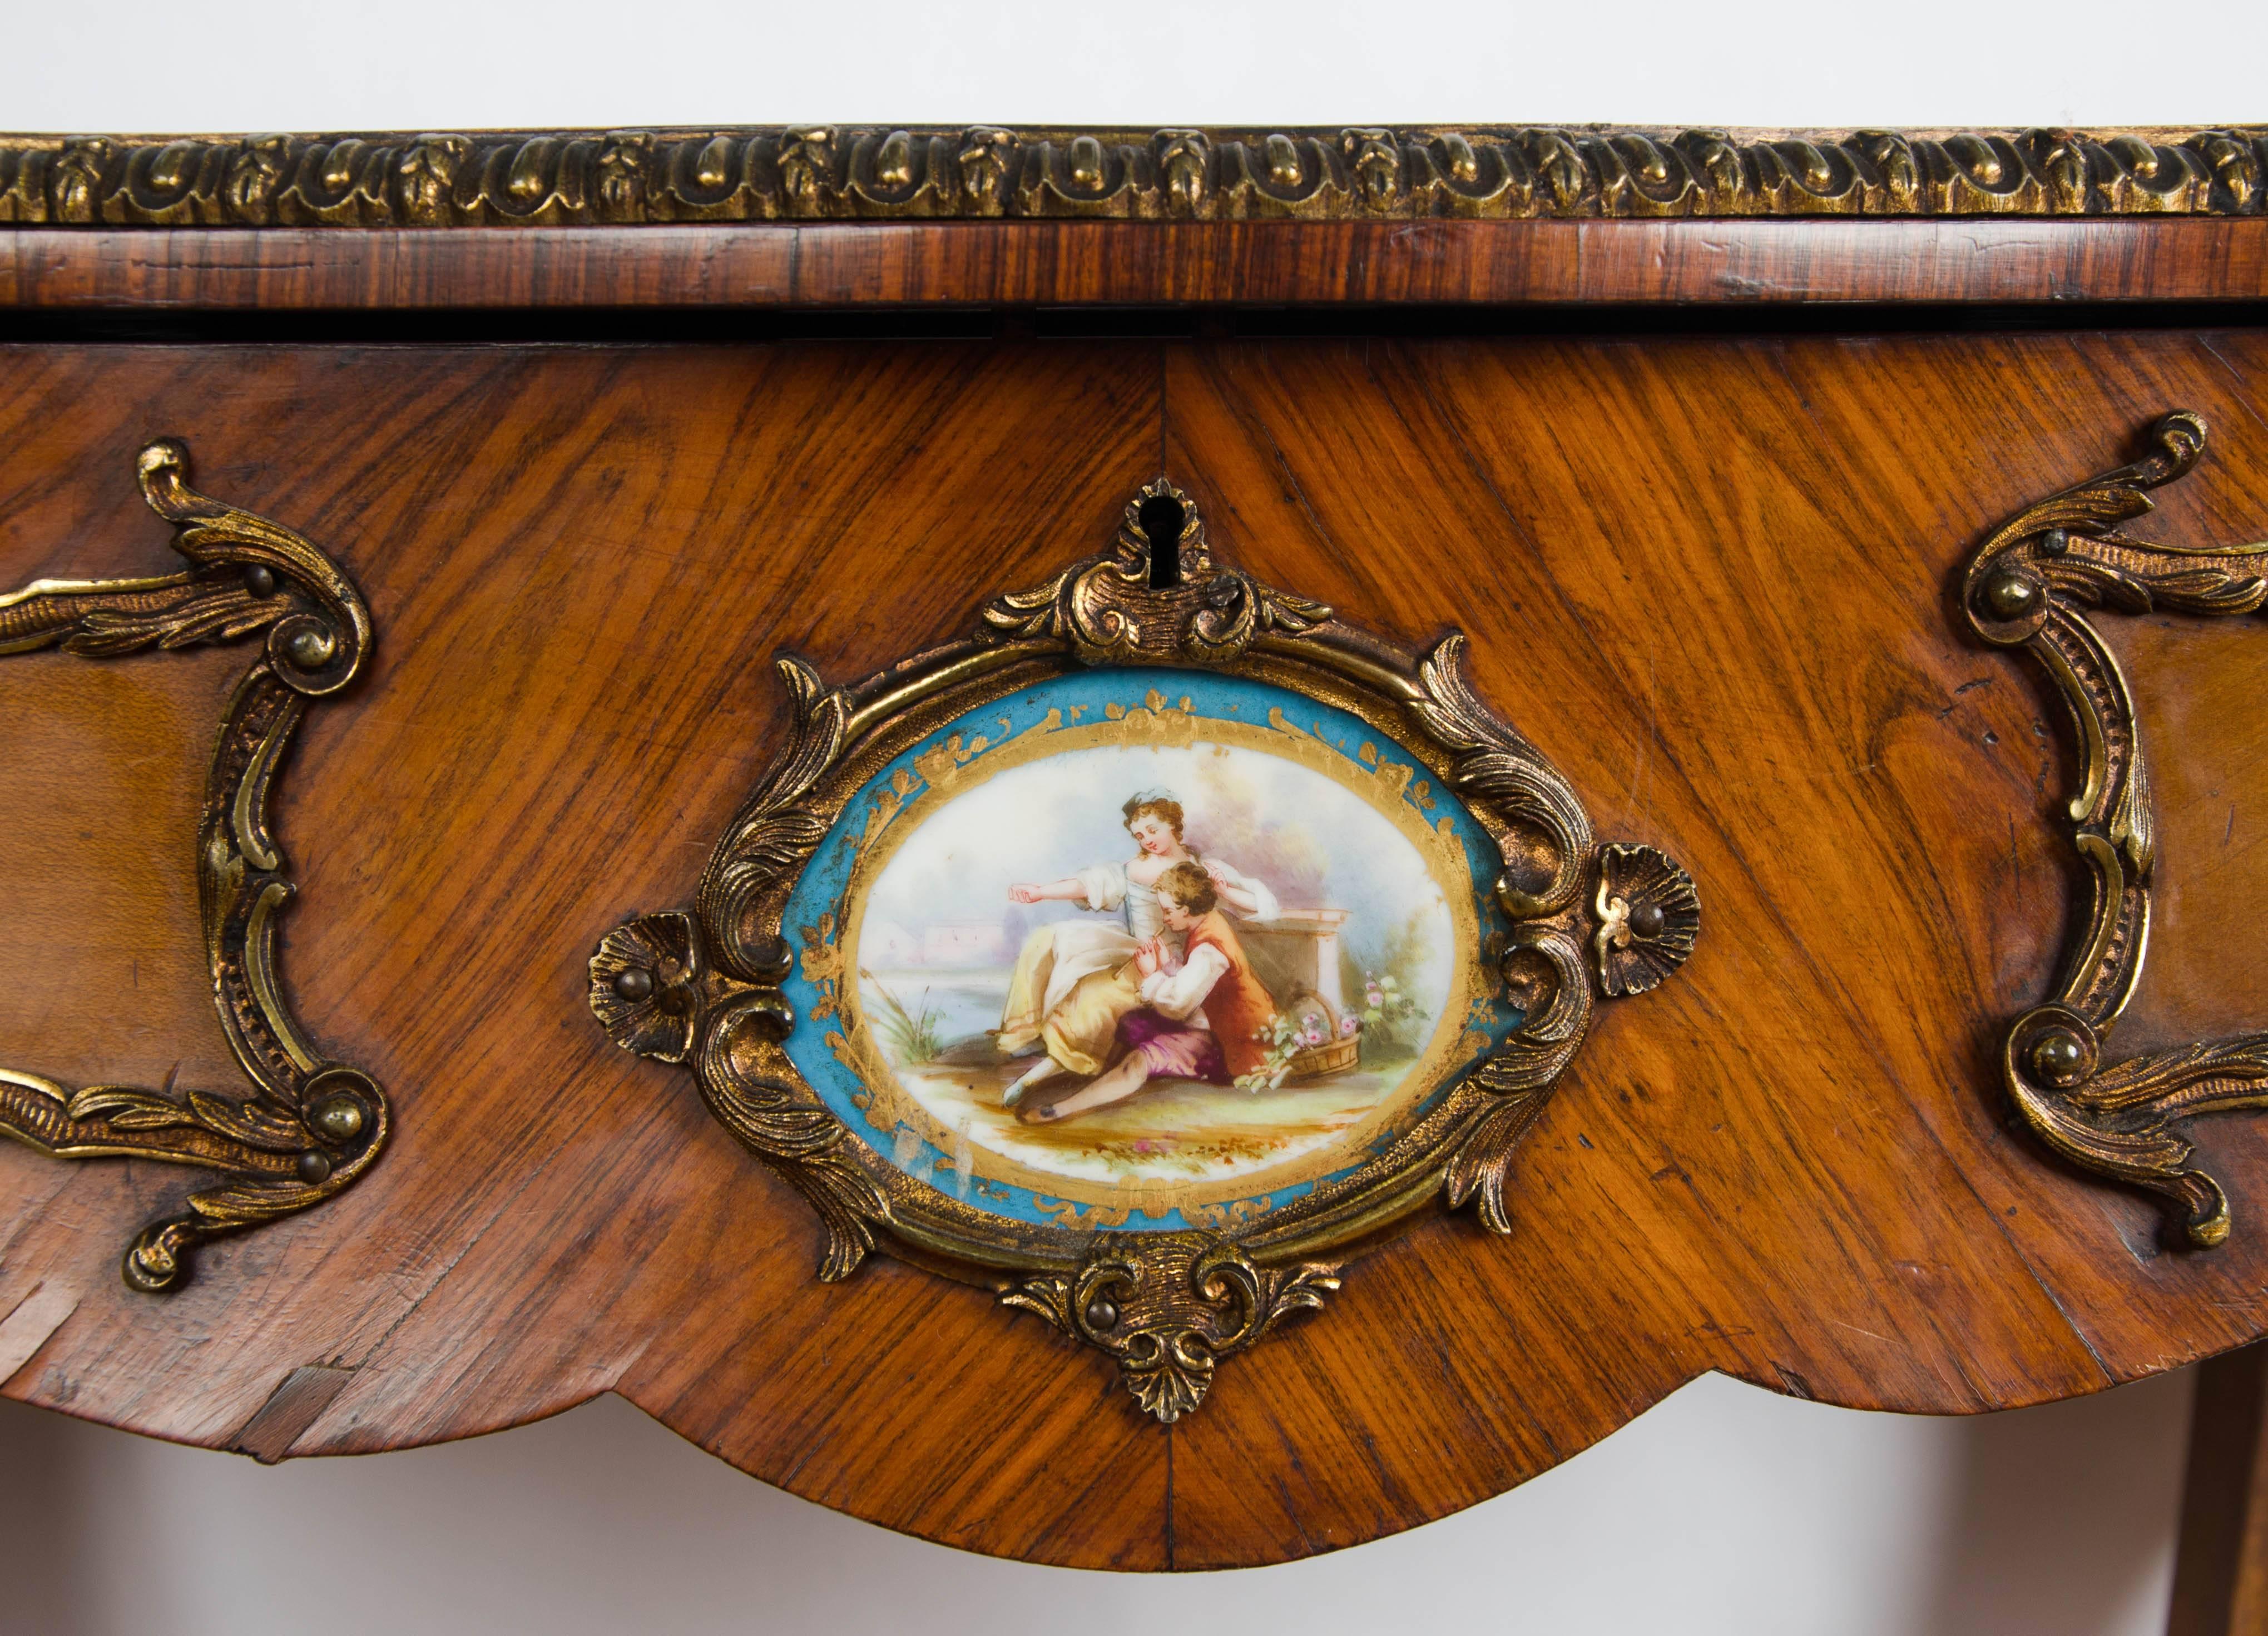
[589,912,705,1063]
[1592,843,1701,999]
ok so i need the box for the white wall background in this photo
[5,0,2268,131]
[4,4,2258,1632]
[0,1376,2198,1636]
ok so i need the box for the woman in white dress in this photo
[996,791,1277,1106]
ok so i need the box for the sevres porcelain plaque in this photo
[590,482,1698,1419]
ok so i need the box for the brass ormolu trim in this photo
[0,441,387,1290]
[1964,414,2268,1246]
[2,126,2264,227]
[590,480,1700,1420]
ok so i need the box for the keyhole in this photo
[1140,495,1185,589]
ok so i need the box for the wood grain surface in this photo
[6,217,2268,310]
[2,329,2266,1568]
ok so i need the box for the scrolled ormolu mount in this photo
[591,480,1700,1420]
[1,126,2264,227]
[1964,413,2268,1246]
[0,440,387,1291]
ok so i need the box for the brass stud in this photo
[2029,1029,2088,1087]
[612,967,655,1002]
[309,1094,365,1143]
[285,625,337,669]
[1980,569,2041,621]
[295,1150,333,1184]
[245,564,276,598]
[1628,899,1666,939]
[1086,1298,1118,1329]
[746,934,794,983]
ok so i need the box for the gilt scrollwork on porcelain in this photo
[3,126,2264,227]
[1964,413,2268,1246]
[590,482,1698,1419]
[0,441,386,1291]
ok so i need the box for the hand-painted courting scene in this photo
[780,671,1514,1231]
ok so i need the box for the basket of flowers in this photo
[1236,988,1361,1090]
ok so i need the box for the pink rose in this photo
[1340,1017,1359,1037]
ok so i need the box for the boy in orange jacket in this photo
[1019,861,1275,1124]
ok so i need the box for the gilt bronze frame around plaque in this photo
[590,482,1698,1420]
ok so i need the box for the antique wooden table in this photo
[4,126,2268,1613]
